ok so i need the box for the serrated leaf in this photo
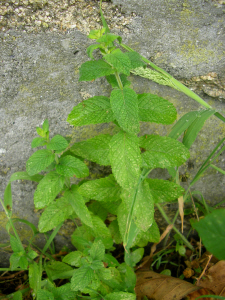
[110,87,139,133]
[38,197,73,232]
[8,171,43,183]
[71,267,95,291]
[110,131,141,188]
[103,254,120,267]
[67,96,114,126]
[87,44,102,59]
[46,261,73,280]
[132,220,160,247]
[125,248,144,267]
[18,256,28,269]
[100,200,121,215]
[70,134,112,166]
[31,137,47,148]
[10,235,23,252]
[34,172,65,209]
[105,292,136,300]
[138,93,177,124]
[108,219,123,244]
[26,149,55,176]
[37,290,54,300]
[140,135,190,169]
[88,202,108,221]
[97,33,122,45]
[104,49,131,76]
[47,135,69,151]
[63,251,84,267]
[36,127,46,137]
[71,227,94,251]
[64,185,93,228]
[89,239,105,261]
[106,74,131,88]
[125,51,145,69]
[90,260,104,270]
[78,175,121,202]
[56,155,89,178]
[88,28,105,39]
[42,119,49,132]
[146,179,185,203]
[117,263,136,294]
[51,283,78,300]
[79,59,114,81]
[192,209,225,260]
[10,253,22,270]
[29,262,41,296]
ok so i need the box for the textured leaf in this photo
[67,96,114,126]
[47,135,69,151]
[71,267,95,291]
[64,185,93,228]
[87,44,101,59]
[125,51,145,69]
[117,263,136,293]
[97,33,122,44]
[38,197,73,232]
[89,239,105,261]
[37,290,54,300]
[51,283,77,300]
[8,171,43,183]
[132,220,160,247]
[63,251,84,267]
[110,87,139,133]
[122,181,154,232]
[79,59,114,81]
[110,131,141,189]
[100,200,121,215]
[26,149,55,176]
[103,254,120,267]
[12,291,22,300]
[192,209,225,260]
[56,155,89,178]
[91,215,112,241]
[138,93,177,124]
[106,74,131,88]
[140,135,190,169]
[31,137,47,148]
[78,175,121,202]
[9,253,21,270]
[10,235,24,252]
[146,179,185,203]
[128,248,144,267]
[70,134,112,166]
[105,292,136,300]
[88,201,108,221]
[29,262,41,296]
[46,261,73,280]
[34,172,65,209]
[104,49,131,75]
[108,220,123,244]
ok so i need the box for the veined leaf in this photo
[56,155,89,178]
[88,201,108,221]
[67,96,114,126]
[47,135,69,151]
[29,262,41,297]
[104,49,131,76]
[34,172,65,209]
[117,263,136,293]
[97,33,122,45]
[31,137,47,148]
[26,149,55,176]
[140,135,190,169]
[38,197,73,232]
[146,179,185,203]
[105,292,136,300]
[63,251,84,267]
[71,267,95,291]
[87,44,102,59]
[125,51,145,69]
[138,93,177,124]
[110,87,139,134]
[64,185,93,228]
[108,220,123,244]
[122,181,154,232]
[45,261,73,280]
[131,220,160,247]
[89,239,105,261]
[78,175,121,202]
[37,290,54,300]
[70,134,112,166]
[106,74,131,88]
[79,59,114,81]
[110,131,141,189]
[10,235,24,253]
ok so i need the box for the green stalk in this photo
[115,71,123,90]
[156,203,194,251]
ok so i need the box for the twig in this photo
[196,254,213,285]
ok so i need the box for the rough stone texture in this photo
[0,0,225,266]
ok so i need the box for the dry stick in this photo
[196,254,213,285]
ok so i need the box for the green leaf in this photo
[138,93,177,124]
[88,28,105,39]
[47,135,69,151]
[10,253,22,270]
[106,74,131,88]
[34,172,65,209]
[89,239,105,261]
[104,49,131,76]
[125,51,145,69]
[71,267,95,291]
[29,262,41,296]
[37,290,54,300]
[110,87,139,133]
[140,135,190,169]
[100,200,121,215]
[42,119,49,132]
[12,291,23,300]
[38,197,73,232]
[122,180,154,232]
[90,260,104,270]
[4,183,12,216]
[31,137,47,148]
[78,175,121,202]
[146,179,185,203]
[10,235,23,252]
[26,149,55,176]
[71,228,93,251]
[63,251,84,267]
[56,155,89,178]
[117,263,136,293]
[103,254,120,267]
[126,248,144,267]
[79,59,114,81]
[45,261,73,280]
[105,292,136,300]
[108,219,123,244]
[87,44,102,59]
[132,220,160,247]
[70,134,112,166]
[67,96,114,126]
[36,127,46,137]
[88,202,108,221]
[51,283,78,300]
[182,109,216,149]
[192,209,225,260]
[110,130,141,188]
[8,171,43,183]
[64,185,93,228]
[97,33,122,44]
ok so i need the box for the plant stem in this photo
[156,203,194,251]
[115,71,123,90]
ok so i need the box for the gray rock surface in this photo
[0,0,225,266]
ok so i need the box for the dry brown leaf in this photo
[178,196,184,233]
[135,269,214,300]
[186,288,215,300]
[196,260,225,296]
